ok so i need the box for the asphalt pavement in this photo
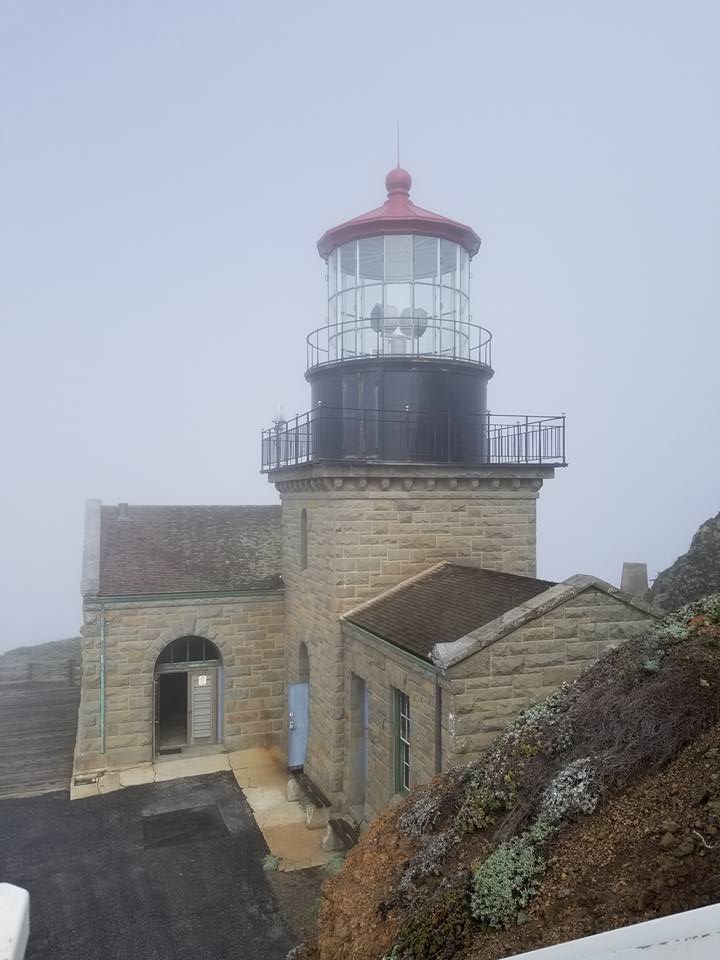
[0,772,292,960]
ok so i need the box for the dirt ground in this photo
[269,866,327,946]
[306,605,720,960]
[465,718,720,959]
[309,721,720,960]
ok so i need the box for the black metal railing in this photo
[261,407,566,471]
[306,317,492,371]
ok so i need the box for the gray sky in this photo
[2,1,719,652]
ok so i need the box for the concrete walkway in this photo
[72,748,330,871]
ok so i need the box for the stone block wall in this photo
[73,592,285,774]
[343,623,439,820]
[446,587,656,761]
[273,463,551,799]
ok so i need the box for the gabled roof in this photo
[432,574,663,670]
[83,502,282,598]
[343,562,556,661]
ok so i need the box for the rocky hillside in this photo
[650,510,720,610]
[300,596,720,960]
[0,636,81,682]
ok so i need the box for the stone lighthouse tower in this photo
[262,167,566,798]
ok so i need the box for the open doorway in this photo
[153,636,222,756]
[156,672,188,749]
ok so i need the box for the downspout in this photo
[99,601,106,754]
[434,676,442,775]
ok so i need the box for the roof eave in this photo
[317,220,481,260]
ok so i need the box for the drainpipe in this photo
[434,677,442,775]
[99,601,106,754]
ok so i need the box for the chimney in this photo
[118,502,130,520]
[621,562,649,598]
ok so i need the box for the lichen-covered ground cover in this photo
[300,596,720,960]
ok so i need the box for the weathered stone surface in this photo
[286,778,303,802]
[277,465,546,806]
[74,593,285,775]
[447,586,659,764]
[321,824,346,852]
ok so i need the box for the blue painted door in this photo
[288,682,309,771]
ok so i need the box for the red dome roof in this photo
[317,168,481,260]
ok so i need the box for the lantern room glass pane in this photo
[340,242,357,290]
[413,236,438,281]
[384,235,412,280]
[358,237,384,281]
[323,234,475,364]
[440,239,457,286]
[328,250,337,297]
[360,283,382,322]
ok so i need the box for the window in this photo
[156,636,220,665]
[300,509,308,570]
[394,689,410,794]
[298,642,310,684]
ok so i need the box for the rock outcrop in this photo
[650,510,720,610]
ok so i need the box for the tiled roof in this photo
[97,505,282,596]
[344,563,556,660]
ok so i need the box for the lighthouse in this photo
[262,167,566,798]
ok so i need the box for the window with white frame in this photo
[394,689,411,793]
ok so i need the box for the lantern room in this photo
[309,167,491,369]
[261,166,567,472]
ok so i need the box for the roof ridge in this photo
[342,560,451,622]
[443,560,556,586]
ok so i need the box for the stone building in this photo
[75,167,661,828]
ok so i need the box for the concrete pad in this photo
[153,754,230,782]
[305,805,329,830]
[70,781,99,801]
[227,747,279,772]
[286,778,302,802]
[263,821,331,872]
[242,776,307,824]
[97,773,123,795]
[118,765,155,788]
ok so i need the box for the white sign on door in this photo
[198,675,207,686]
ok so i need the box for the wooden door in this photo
[188,669,217,745]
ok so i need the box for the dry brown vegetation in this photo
[297,595,720,960]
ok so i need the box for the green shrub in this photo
[262,853,281,872]
[455,785,509,834]
[470,835,545,928]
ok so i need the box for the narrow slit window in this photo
[300,508,308,570]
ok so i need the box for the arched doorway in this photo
[154,636,222,756]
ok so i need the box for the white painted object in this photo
[0,884,29,960]
[501,903,720,959]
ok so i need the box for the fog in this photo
[2,1,719,652]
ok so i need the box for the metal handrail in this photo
[306,317,493,371]
[261,406,566,472]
